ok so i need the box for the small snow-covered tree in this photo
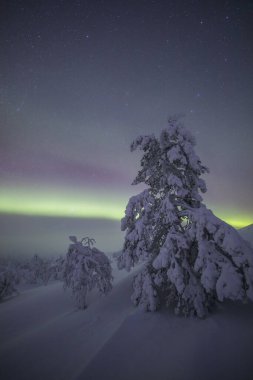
[118,117,253,317]
[0,269,18,301]
[63,236,113,309]
[50,256,65,281]
[24,255,52,285]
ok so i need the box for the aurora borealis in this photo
[0,186,125,220]
[1,0,253,253]
[0,185,252,229]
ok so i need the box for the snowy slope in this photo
[0,263,138,380]
[239,224,253,247]
[1,261,253,380]
[81,303,253,380]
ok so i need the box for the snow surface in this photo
[1,256,253,380]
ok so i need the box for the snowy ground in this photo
[1,259,253,380]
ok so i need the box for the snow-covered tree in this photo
[0,269,18,301]
[63,236,113,309]
[50,256,65,281]
[118,117,253,317]
[23,255,52,285]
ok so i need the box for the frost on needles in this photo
[117,118,253,317]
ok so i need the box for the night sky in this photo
[1,0,253,253]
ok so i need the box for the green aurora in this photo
[0,187,252,229]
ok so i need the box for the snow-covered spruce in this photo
[63,236,113,309]
[118,117,253,317]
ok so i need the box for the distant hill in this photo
[238,224,253,247]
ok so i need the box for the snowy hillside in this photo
[239,224,253,247]
[1,260,253,380]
